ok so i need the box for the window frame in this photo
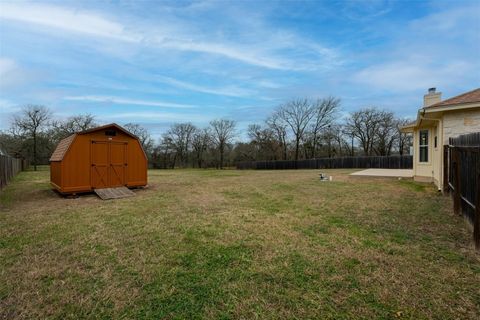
[419,129,429,163]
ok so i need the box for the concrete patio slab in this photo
[350,169,413,178]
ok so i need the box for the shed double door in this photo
[91,141,127,189]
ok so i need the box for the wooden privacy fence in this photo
[237,155,413,170]
[0,155,28,190]
[444,132,480,249]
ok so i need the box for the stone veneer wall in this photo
[443,108,480,142]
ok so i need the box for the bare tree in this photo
[166,123,196,167]
[13,105,51,170]
[373,111,397,156]
[341,127,356,156]
[346,108,383,156]
[123,123,154,155]
[276,98,314,161]
[210,119,236,169]
[330,124,351,157]
[247,124,280,160]
[155,134,177,169]
[0,131,24,158]
[309,97,339,158]
[397,118,413,155]
[191,128,211,168]
[58,114,96,133]
[266,113,288,160]
[50,114,97,144]
[318,124,347,158]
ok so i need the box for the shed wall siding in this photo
[50,162,62,188]
[63,135,91,189]
[127,140,148,185]
[50,125,147,193]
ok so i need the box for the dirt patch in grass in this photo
[1,168,479,319]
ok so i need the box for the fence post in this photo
[452,148,461,216]
[474,162,480,250]
[443,145,449,194]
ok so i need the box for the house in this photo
[50,123,148,194]
[401,88,480,191]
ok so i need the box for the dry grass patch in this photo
[1,167,479,319]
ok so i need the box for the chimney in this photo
[423,87,442,107]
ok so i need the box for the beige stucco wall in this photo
[443,108,480,142]
[413,107,480,190]
[432,124,442,187]
[412,122,444,189]
[409,105,480,191]
[413,126,435,182]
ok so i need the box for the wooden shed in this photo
[50,123,147,194]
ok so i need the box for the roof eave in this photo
[78,123,138,140]
[399,124,415,133]
[424,101,480,113]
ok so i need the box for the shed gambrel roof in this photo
[426,88,480,109]
[50,134,76,161]
[49,123,139,162]
[77,123,138,139]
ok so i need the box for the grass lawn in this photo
[1,167,479,319]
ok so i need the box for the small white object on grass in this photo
[319,173,331,181]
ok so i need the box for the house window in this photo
[419,130,428,162]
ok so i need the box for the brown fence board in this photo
[445,132,480,249]
[0,155,26,190]
[236,155,413,170]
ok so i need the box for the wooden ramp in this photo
[94,186,135,200]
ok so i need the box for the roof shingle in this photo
[50,134,76,161]
[427,88,480,108]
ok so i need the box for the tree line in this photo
[235,97,412,164]
[0,98,412,170]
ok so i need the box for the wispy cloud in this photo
[157,39,292,70]
[255,80,282,89]
[409,4,480,35]
[340,0,393,22]
[107,111,212,123]
[0,58,16,75]
[0,98,18,112]
[0,58,19,89]
[156,76,254,97]
[351,4,480,94]
[352,60,472,92]
[0,98,20,129]
[1,0,478,133]
[64,96,195,109]
[0,2,337,71]
[0,58,39,90]
[0,3,139,42]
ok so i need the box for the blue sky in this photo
[0,0,479,139]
